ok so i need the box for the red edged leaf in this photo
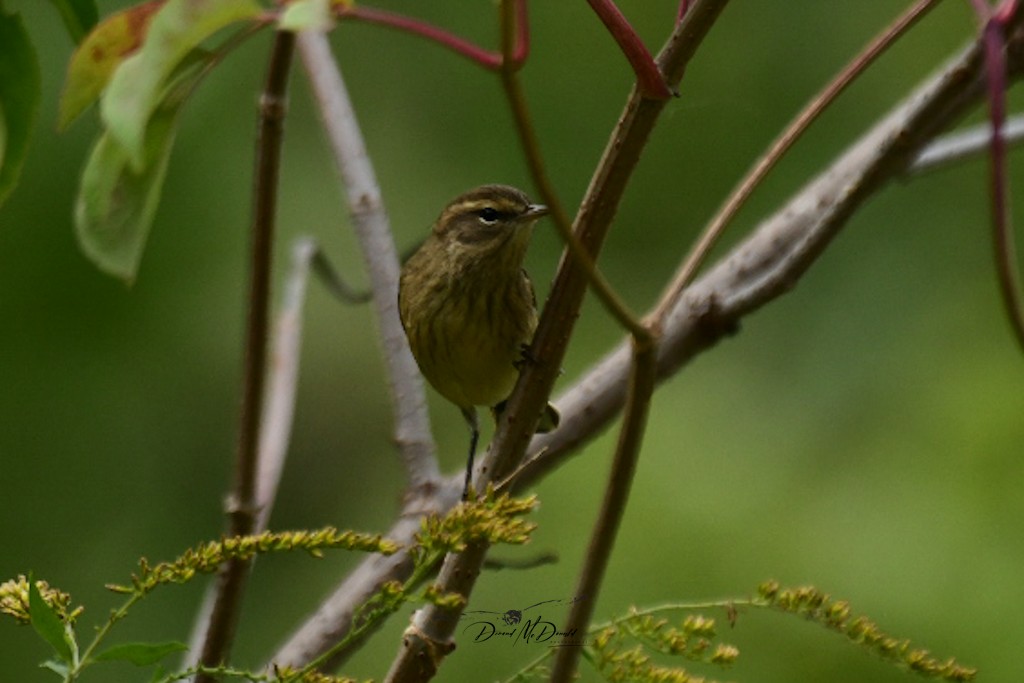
[59,0,164,130]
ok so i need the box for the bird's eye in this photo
[476,207,500,224]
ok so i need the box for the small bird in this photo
[398,185,559,499]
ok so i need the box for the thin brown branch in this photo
[195,29,295,683]
[652,0,941,323]
[586,0,673,99]
[548,328,660,683]
[195,240,320,660]
[340,1,530,71]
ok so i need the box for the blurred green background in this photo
[2,1,1023,681]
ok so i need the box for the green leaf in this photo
[93,640,188,666]
[75,95,183,282]
[100,0,260,170]
[0,8,40,208]
[28,578,74,664]
[279,0,334,32]
[59,1,164,130]
[47,0,99,43]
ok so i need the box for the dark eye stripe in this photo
[476,207,511,223]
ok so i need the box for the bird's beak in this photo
[521,204,550,221]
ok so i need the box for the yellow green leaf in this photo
[100,0,261,170]
[58,0,164,130]
[75,96,182,283]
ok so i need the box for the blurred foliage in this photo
[1,1,1022,682]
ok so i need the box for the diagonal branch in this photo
[298,30,438,489]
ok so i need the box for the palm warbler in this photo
[398,184,559,499]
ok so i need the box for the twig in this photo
[910,114,1024,173]
[974,3,1024,350]
[484,0,728,497]
[195,29,296,683]
[482,551,559,571]
[256,238,319,531]
[586,0,673,99]
[652,0,940,323]
[548,330,660,683]
[307,246,371,305]
[339,1,529,70]
[297,30,438,488]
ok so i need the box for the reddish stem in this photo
[976,1,1024,349]
[340,2,531,71]
[587,0,672,99]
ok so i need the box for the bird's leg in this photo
[461,407,480,501]
[513,343,536,370]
